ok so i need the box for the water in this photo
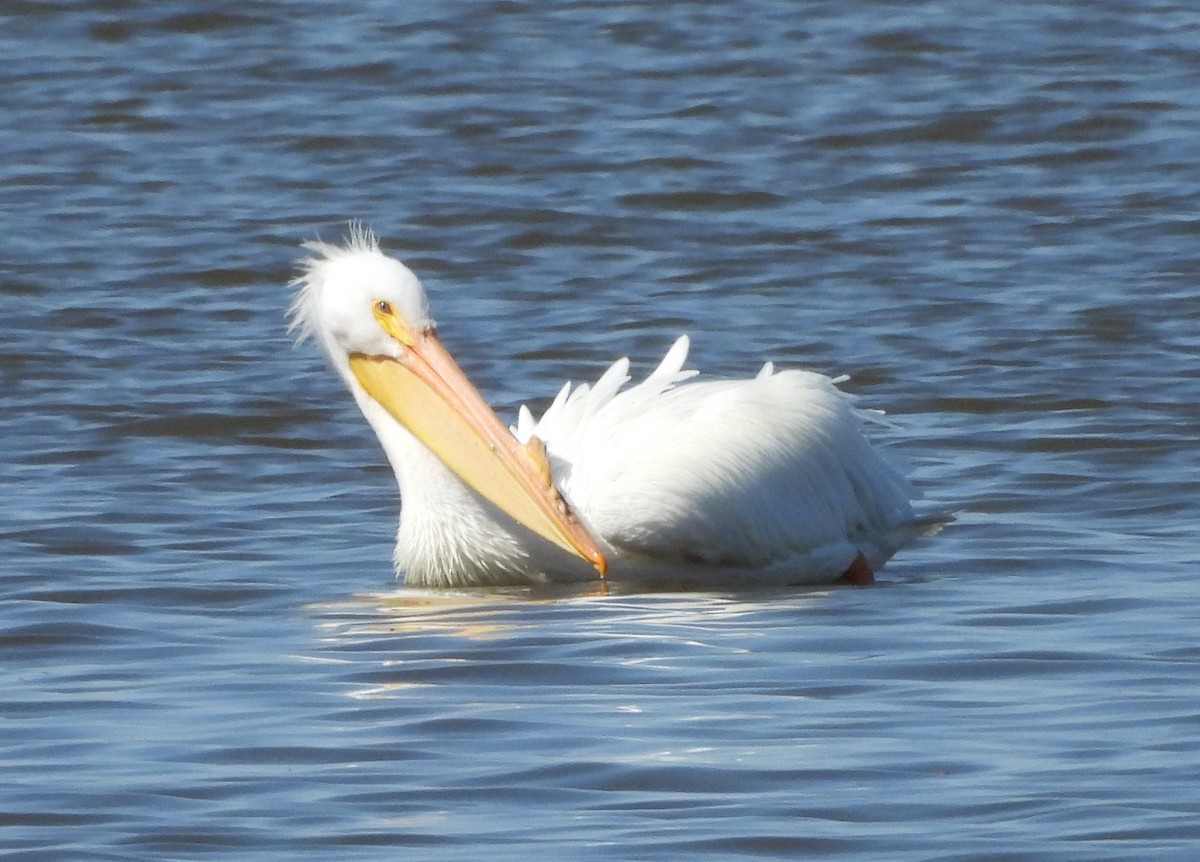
[3,1,1199,858]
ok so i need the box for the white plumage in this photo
[510,336,918,586]
[292,228,924,589]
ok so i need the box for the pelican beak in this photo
[348,329,607,577]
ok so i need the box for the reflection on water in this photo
[314,591,533,642]
[314,584,832,646]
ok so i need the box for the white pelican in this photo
[290,227,924,589]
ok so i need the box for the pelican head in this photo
[289,227,607,577]
[290,227,431,370]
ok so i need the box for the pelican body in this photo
[290,228,921,589]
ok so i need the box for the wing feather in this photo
[515,338,916,572]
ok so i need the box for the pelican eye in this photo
[375,300,393,316]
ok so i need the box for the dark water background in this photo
[4,1,1200,859]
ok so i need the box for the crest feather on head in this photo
[287,222,381,343]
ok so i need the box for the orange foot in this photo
[840,553,875,586]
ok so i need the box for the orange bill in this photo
[348,331,607,577]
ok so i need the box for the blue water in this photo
[3,1,1200,859]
